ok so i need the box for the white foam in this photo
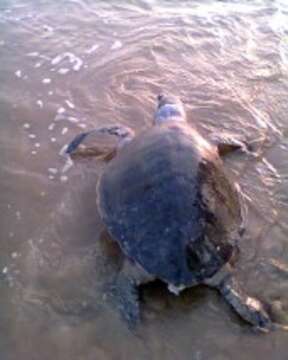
[31,150,37,155]
[34,143,41,148]
[11,252,19,259]
[111,40,122,50]
[2,267,8,274]
[78,123,87,129]
[65,100,75,109]
[36,100,43,108]
[28,134,36,139]
[68,116,79,123]
[59,144,68,156]
[51,54,63,65]
[57,107,66,114]
[61,127,68,135]
[42,78,51,84]
[40,191,46,197]
[58,68,70,75]
[48,168,58,174]
[23,123,31,129]
[85,44,99,54]
[36,54,50,60]
[34,62,42,68]
[51,52,83,72]
[27,52,39,57]
[60,175,68,183]
[48,123,55,131]
[62,157,74,173]
[43,25,53,33]
[73,60,83,71]
[50,137,56,142]
[49,175,55,180]
[54,114,66,122]
[15,70,22,78]
[48,91,54,96]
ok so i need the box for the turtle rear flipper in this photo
[205,265,272,331]
[107,274,141,328]
[105,260,154,328]
[218,276,271,331]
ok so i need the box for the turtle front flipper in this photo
[210,133,250,157]
[64,125,135,162]
[205,265,272,331]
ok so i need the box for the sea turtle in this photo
[64,94,272,331]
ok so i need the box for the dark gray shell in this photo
[97,123,243,287]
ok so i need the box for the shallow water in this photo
[1,0,288,359]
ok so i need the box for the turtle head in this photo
[154,94,186,125]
